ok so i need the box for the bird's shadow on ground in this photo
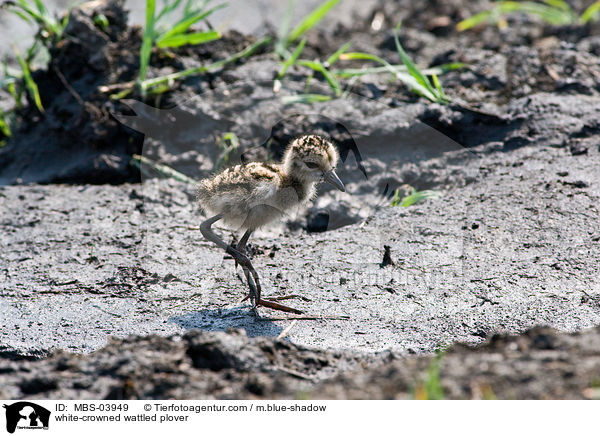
[168,306,283,337]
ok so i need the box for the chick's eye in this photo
[305,162,319,169]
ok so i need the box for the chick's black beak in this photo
[324,169,345,192]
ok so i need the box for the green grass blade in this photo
[15,0,60,36]
[325,41,351,66]
[523,2,576,24]
[459,0,577,30]
[421,352,445,400]
[2,65,20,107]
[340,51,439,101]
[131,154,198,185]
[278,0,294,40]
[156,0,184,22]
[543,0,571,12]
[393,23,437,95]
[439,62,467,72]
[296,59,341,96]
[456,10,492,31]
[0,75,18,90]
[139,0,157,85]
[203,35,270,70]
[0,107,11,138]
[32,0,45,11]
[277,38,306,79]
[287,0,339,43]
[276,0,295,56]
[391,186,441,207]
[12,44,43,113]
[15,0,43,22]
[142,36,270,93]
[390,188,401,207]
[400,189,440,207]
[184,0,210,16]
[7,8,33,24]
[334,62,464,78]
[60,13,69,35]
[334,65,404,78]
[431,74,442,93]
[334,65,399,78]
[498,1,574,25]
[215,131,240,170]
[157,3,226,43]
[94,13,109,30]
[33,0,49,16]
[2,62,21,106]
[25,39,39,64]
[281,93,332,104]
[157,30,221,48]
[581,1,600,23]
[339,51,388,64]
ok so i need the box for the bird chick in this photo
[198,134,345,314]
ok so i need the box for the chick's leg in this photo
[200,215,261,306]
[236,230,304,314]
[200,215,302,314]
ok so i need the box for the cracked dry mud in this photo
[0,0,599,399]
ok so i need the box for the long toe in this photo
[257,299,303,314]
[262,294,311,302]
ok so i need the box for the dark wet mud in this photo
[2,327,600,399]
[0,0,599,399]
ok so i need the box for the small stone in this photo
[570,144,588,155]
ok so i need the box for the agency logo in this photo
[2,402,50,434]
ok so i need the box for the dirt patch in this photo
[1,326,599,399]
[1,137,598,357]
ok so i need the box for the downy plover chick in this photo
[198,134,345,314]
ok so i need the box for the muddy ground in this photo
[0,0,599,399]
[3,326,600,399]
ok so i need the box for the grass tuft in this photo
[335,24,454,103]
[0,107,11,139]
[295,59,341,96]
[1,1,69,118]
[138,0,226,95]
[392,22,449,103]
[457,0,600,31]
[273,0,342,97]
[101,34,270,98]
[274,38,306,92]
[276,0,340,58]
[139,0,157,85]
[140,36,270,95]
[11,43,43,113]
[273,3,456,104]
[155,2,225,48]
[286,0,339,44]
[333,62,464,79]
[414,351,445,400]
[581,1,600,23]
[391,186,441,207]
[1,0,69,45]
[215,132,240,170]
